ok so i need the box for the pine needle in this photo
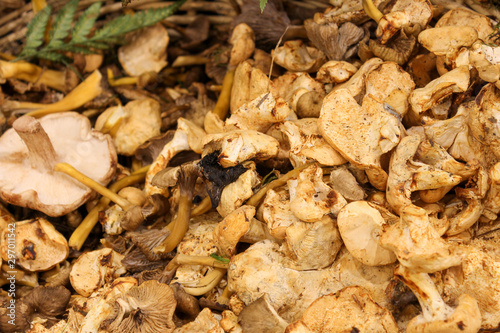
[15,0,187,63]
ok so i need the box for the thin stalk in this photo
[183,268,226,296]
[68,167,149,250]
[54,163,133,210]
[362,0,383,22]
[191,196,211,217]
[176,254,229,269]
[212,67,235,120]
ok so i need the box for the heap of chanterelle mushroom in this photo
[2,0,500,332]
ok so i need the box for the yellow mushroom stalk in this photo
[362,0,383,23]
[68,165,150,251]
[4,70,102,118]
[107,68,138,87]
[171,55,209,67]
[0,60,67,92]
[183,268,227,296]
[191,196,212,217]
[211,67,235,120]
[55,162,133,211]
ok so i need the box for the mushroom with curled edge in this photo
[316,60,358,84]
[395,265,481,333]
[0,218,68,272]
[285,286,398,333]
[380,205,464,273]
[337,201,397,266]
[272,40,327,73]
[319,88,403,190]
[0,113,116,217]
[386,135,462,215]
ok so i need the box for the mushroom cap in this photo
[174,307,224,332]
[337,201,397,266]
[316,60,358,84]
[435,7,495,43]
[96,98,162,156]
[0,218,68,272]
[214,205,255,257]
[0,112,116,217]
[118,23,169,76]
[287,286,398,333]
[101,280,176,333]
[418,26,478,56]
[70,248,125,297]
[230,60,272,112]
[272,40,327,73]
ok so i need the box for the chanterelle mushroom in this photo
[0,113,116,217]
[285,286,398,333]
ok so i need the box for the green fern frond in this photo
[15,0,187,63]
[260,0,268,12]
[47,0,78,48]
[72,2,102,43]
[17,5,51,58]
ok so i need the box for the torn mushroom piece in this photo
[395,265,481,333]
[380,205,463,273]
[285,286,398,333]
[239,295,288,333]
[0,113,116,217]
[100,280,176,333]
[316,60,358,84]
[319,88,402,190]
[70,248,126,297]
[174,307,224,333]
[118,23,169,77]
[95,98,162,156]
[337,201,397,266]
[386,135,462,215]
[278,119,347,167]
[202,130,279,168]
[0,218,68,272]
[272,40,327,73]
[230,60,272,113]
[287,164,347,222]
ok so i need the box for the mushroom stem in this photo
[106,68,138,87]
[0,60,66,92]
[176,254,229,269]
[211,67,235,120]
[246,162,314,207]
[183,268,227,296]
[154,164,198,254]
[54,163,133,210]
[68,167,149,250]
[362,0,383,23]
[191,196,212,217]
[395,265,453,322]
[22,70,102,118]
[171,55,209,67]
[13,115,57,173]
[217,285,232,305]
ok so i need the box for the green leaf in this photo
[72,2,102,43]
[260,0,268,12]
[17,5,52,59]
[37,51,71,63]
[47,0,78,48]
[56,44,99,54]
[92,0,187,40]
[209,253,230,264]
[261,169,278,186]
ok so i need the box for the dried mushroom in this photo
[1,218,68,272]
[272,40,326,73]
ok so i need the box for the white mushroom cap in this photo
[0,218,68,272]
[418,26,478,56]
[0,112,116,217]
[118,23,169,76]
[70,248,125,297]
[337,201,397,266]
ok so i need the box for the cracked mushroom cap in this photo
[285,286,398,333]
[0,218,68,272]
[337,201,397,266]
[0,113,116,217]
[118,23,169,76]
[101,280,176,333]
[70,248,126,297]
[272,40,327,73]
[288,164,347,222]
[319,89,402,190]
[95,98,162,156]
